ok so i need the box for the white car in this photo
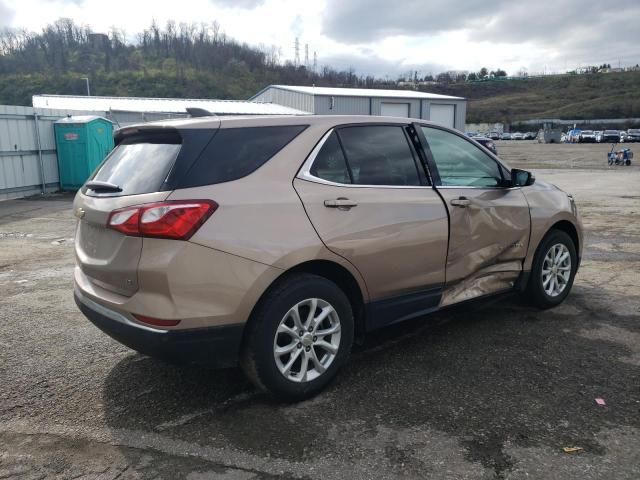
[579,130,597,143]
[511,132,524,140]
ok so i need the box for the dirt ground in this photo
[0,141,639,479]
[496,139,640,170]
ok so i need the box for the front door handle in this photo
[324,198,358,209]
[450,197,471,208]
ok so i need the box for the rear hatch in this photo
[74,123,218,296]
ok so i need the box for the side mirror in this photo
[511,168,535,187]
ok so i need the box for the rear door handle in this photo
[324,198,358,209]
[450,197,471,207]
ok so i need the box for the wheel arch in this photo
[245,259,367,341]
[548,220,580,255]
[525,215,582,273]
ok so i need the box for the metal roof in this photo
[54,115,112,124]
[251,85,464,101]
[32,95,309,115]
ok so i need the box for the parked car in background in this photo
[579,130,597,143]
[512,132,524,140]
[567,129,582,143]
[472,136,498,154]
[466,132,478,138]
[488,132,501,140]
[595,131,604,143]
[620,131,628,142]
[523,132,535,140]
[626,129,640,142]
[602,130,621,143]
[72,115,582,400]
[501,132,512,140]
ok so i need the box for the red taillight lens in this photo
[133,314,181,327]
[108,207,140,236]
[107,200,217,240]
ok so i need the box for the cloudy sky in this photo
[2,0,640,77]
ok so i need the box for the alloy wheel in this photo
[541,243,572,297]
[273,298,341,383]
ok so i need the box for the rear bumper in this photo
[74,289,243,368]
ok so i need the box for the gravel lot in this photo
[1,141,639,479]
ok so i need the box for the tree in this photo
[436,72,453,84]
[467,72,478,81]
[479,67,488,78]
[494,69,507,77]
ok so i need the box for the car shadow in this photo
[101,287,640,476]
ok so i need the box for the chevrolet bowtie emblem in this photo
[75,207,85,219]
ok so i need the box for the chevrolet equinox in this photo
[74,115,583,400]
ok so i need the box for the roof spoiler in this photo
[186,107,217,118]
[114,125,181,145]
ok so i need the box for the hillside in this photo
[0,19,392,106]
[1,19,640,123]
[431,71,640,123]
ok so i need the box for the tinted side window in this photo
[179,125,306,188]
[421,127,503,187]
[310,132,352,184]
[337,126,421,186]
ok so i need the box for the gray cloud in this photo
[322,0,503,43]
[0,0,15,27]
[210,0,265,8]
[322,0,640,50]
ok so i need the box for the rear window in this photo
[86,138,181,196]
[177,125,307,188]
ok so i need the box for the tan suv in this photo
[73,115,582,400]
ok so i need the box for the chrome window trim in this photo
[437,185,519,190]
[297,128,434,190]
[75,287,168,334]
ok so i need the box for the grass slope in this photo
[431,71,640,123]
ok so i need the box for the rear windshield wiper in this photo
[85,181,123,192]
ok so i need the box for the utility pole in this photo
[81,77,91,96]
[294,37,300,67]
[305,43,309,68]
[313,51,317,72]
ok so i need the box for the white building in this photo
[250,85,467,130]
[32,94,308,127]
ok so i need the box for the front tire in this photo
[526,229,578,309]
[241,273,354,401]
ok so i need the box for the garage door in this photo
[381,103,410,117]
[429,104,455,128]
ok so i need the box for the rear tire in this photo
[526,229,578,309]
[240,273,354,401]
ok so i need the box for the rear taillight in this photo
[107,200,217,240]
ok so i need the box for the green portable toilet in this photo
[54,116,114,190]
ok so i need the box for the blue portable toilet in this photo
[54,116,114,190]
